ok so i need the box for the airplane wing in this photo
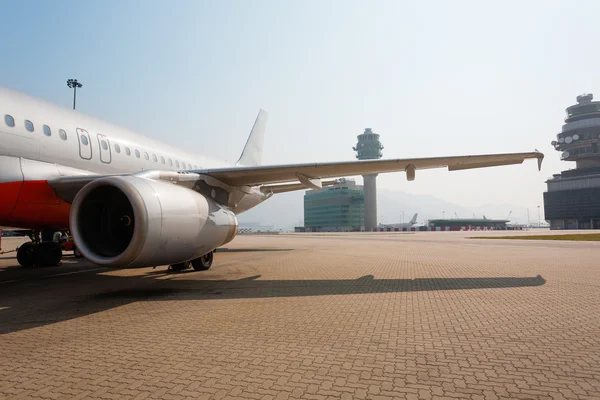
[193,151,544,187]
[49,151,543,203]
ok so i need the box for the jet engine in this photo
[69,176,237,267]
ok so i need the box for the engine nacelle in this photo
[70,176,237,267]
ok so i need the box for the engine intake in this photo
[70,176,237,267]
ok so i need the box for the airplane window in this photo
[160,156,165,164]
[59,129,67,140]
[114,143,121,153]
[135,149,140,158]
[125,147,131,156]
[43,125,51,137]
[25,120,34,132]
[175,160,180,167]
[168,158,172,166]
[152,154,157,162]
[81,135,89,146]
[4,115,15,127]
[144,152,149,160]
[101,140,108,150]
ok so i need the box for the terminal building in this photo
[303,179,365,232]
[544,94,600,229]
[427,218,511,231]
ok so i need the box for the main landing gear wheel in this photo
[192,252,213,271]
[17,242,36,268]
[17,242,62,267]
[73,246,83,258]
[170,261,191,272]
[36,242,62,267]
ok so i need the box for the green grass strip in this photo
[471,234,600,241]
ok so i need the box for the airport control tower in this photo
[353,128,384,231]
[544,93,600,229]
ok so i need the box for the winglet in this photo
[236,109,268,167]
[536,152,544,171]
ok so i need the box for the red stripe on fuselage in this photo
[0,180,71,230]
[0,181,23,223]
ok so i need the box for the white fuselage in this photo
[0,87,232,175]
[0,87,264,230]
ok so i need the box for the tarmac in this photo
[0,231,599,400]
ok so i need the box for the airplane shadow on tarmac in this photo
[0,257,546,335]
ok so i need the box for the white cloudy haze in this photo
[2,0,599,219]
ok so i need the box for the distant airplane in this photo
[0,87,544,269]
[380,213,419,229]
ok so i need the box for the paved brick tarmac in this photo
[0,232,599,399]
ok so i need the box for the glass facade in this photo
[304,181,364,232]
[544,188,600,220]
[546,94,600,229]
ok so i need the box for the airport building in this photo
[303,179,365,232]
[427,218,510,231]
[544,94,600,229]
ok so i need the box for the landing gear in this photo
[17,242,36,267]
[192,251,213,271]
[73,246,83,258]
[17,241,62,267]
[16,230,63,267]
[169,251,214,273]
[36,242,62,266]
[170,261,191,272]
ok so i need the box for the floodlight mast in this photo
[66,79,82,110]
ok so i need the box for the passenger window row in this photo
[107,142,197,169]
[2,113,199,170]
[5,114,69,141]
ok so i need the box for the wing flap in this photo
[260,180,338,194]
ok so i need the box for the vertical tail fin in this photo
[236,109,268,167]
[410,213,418,224]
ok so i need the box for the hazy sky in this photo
[2,0,599,213]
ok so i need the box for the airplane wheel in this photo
[36,242,62,267]
[73,246,83,258]
[170,261,190,272]
[192,252,213,271]
[17,242,36,267]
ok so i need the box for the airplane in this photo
[379,213,419,229]
[0,86,544,270]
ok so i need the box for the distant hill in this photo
[237,189,534,231]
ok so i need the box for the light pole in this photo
[400,211,404,224]
[442,211,445,220]
[537,205,541,227]
[67,79,82,110]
